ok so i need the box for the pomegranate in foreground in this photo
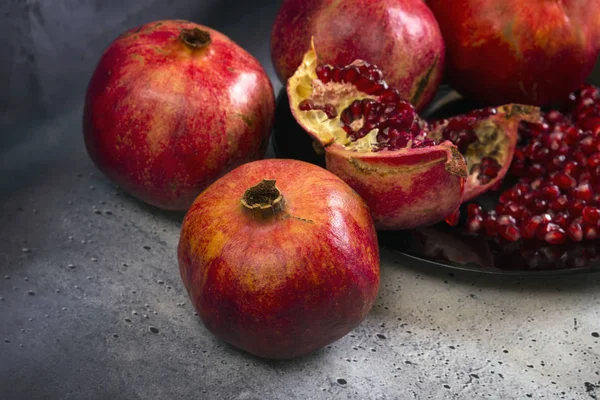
[178,159,380,359]
[287,43,538,230]
[464,85,600,245]
[84,20,275,210]
[271,0,445,111]
[428,0,600,107]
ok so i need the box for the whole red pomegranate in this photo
[84,20,275,210]
[287,44,538,230]
[178,159,380,359]
[428,0,600,107]
[271,0,445,111]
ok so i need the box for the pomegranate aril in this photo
[567,220,584,242]
[544,229,567,245]
[572,183,593,202]
[587,153,600,167]
[536,222,560,242]
[380,89,401,103]
[583,224,599,240]
[355,77,373,92]
[582,206,600,224]
[549,195,569,212]
[343,66,359,83]
[467,203,483,218]
[322,104,337,119]
[552,172,577,189]
[316,65,331,83]
[483,213,498,236]
[467,215,483,233]
[498,224,521,242]
[520,216,543,239]
[553,213,570,229]
[568,199,587,217]
[539,184,561,200]
[529,164,546,178]
[299,99,314,111]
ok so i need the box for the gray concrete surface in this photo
[1,1,600,399]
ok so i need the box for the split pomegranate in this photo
[464,85,600,245]
[271,0,445,111]
[84,20,275,210]
[287,43,538,230]
[178,159,380,359]
[428,0,600,107]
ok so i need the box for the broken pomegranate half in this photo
[287,41,539,230]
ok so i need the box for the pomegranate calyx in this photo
[241,179,285,217]
[179,28,211,49]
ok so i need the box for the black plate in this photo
[273,86,600,275]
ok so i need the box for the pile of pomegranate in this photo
[461,85,600,246]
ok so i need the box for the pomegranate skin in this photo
[428,0,600,107]
[325,143,466,230]
[84,20,275,210]
[271,0,445,111]
[178,159,380,360]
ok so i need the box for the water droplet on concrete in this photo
[592,332,599,338]
[124,318,131,323]
[336,378,347,385]
[4,339,10,343]
[143,246,151,250]
[4,275,10,280]
[27,290,35,296]
[157,280,164,285]
[149,326,159,334]
[376,333,386,339]
[67,264,76,269]
[22,248,31,253]
[113,334,119,338]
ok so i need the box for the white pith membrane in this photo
[288,41,423,153]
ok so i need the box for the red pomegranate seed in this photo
[483,212,498,236]
[529,163,546,178]
[544,228,567,245]
[536,222,561,242]
[582,206,600,224]
[539,184,561,200]
[549,195,569,212]
[498,224,521,242]
[520,216,543,239]
[568,199,587,217]
[572,183,593,202]
[553,213,570,229]
[583,224,599,240]
[467,215,483,233]
[299,99,315,111]
[587,153,600,167]
[467,204,483,218]
[552,172,577,189]
[567,220,584,242]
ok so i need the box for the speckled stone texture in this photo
[1,0,600,399]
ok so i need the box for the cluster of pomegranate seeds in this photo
[473,157,502,184]
[463,85,600,246]
[302,62,437,151]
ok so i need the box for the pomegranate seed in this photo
[572,183,593,202]
[583,224,599,240]
[536,222,560,242]
[467,204,483,218]
[498,224,521,242]
[531,198,548,213]
[544,229,567,245]
[299,99,315,111]
[483,212,498,236]
[568,199,587,217]
[539,184,561,200]
[529,163,546,178]
[467,215,483,233]
[553,213,570,229]
[552,172,577,189]
[567,220,584,242]
[548,195,569,212]
[520,216,543,239]
[587,153,600,167]
[497,215,516,226]
[582,206,600,224]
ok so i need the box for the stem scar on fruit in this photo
[241,179,285,217]
[179,28,211,49]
